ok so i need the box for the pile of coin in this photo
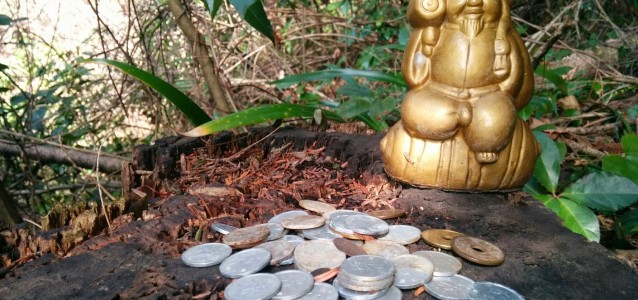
[180,200,523,300]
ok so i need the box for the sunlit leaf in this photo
[202,0,223,19]
[183,103,345,137]
[81,58,211,126]
[562,172,638,213]
[553,198,600,242]
[618,209,638,236]
[272,69,406,89]
[229,0,275,43]
[532,131,560,194]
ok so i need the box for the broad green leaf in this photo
[603,155,638,184]
[523,178,558,211]
[202,0,223,19]
[229,0,275,44]
[0,14,11,26]
[183,103,344,137]
[272,69,406,89]
[554,198,600,242]
[532,131,560,194]
[621,134,638,157]
[354,113,387,132]
[535,65,568,96]
[81,58,211,126]
[562,172,638,213]
[618,209,638,236]
[335,98,370,119]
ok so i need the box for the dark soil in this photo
[1,127,637,299]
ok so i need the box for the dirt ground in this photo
[1,127,637,299]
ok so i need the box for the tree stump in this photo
[0,127,636,299]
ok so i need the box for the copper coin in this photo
[451,236,505,266]
[299,200,336,214]
[282,215,326,230]
[333,238,367,257]
[365,209,406,220]
[421,229,465,250]
[311,267,340,282]
[222,225,270,249]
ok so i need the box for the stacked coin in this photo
[335,255,396,297]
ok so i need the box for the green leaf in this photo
[553,198,600,242]
[81,58,211,126]
[535,65,568,96]
[272,69,406,89]
[627,104,638,120]
[532,131,561,194]
[0,14,11,26]
[523,178,557,210]
[202,0,223,19]
[603,155,638,184]
[621,134,638,157]
[335,98,370,119]
[562,172,638,213]
[0,63,8,71]
[183,103,344,137]
[618,209,638,236]
[229,0,275,44]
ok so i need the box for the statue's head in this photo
[446,0,504,37]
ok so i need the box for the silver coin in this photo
[254,223,286,241]
[224,273,282,300]
[337,275,394,293]
[297,282,339,300]
[340,255,396,282]
[302,224,342,240]
[210,223,238,235]
[281,215,326,230]
[272,270,315,300]
[255,240,296,265]
[219,248,271,278]
[467,281,524,300]
[424,274,475,300]
[294,240,346,272]
[282,234,305,244]
[279,235,305,265]
[391,254,434,289]
[268,210,309,224]
[361,240,409,260]
[332,278,389,300]
[374,285,402,300]
[413,250,463,277]
[377,225,422,245]
[181,243,232,267]
[332,214,389,236]
[323,209,367,220]
[393,267,431,290]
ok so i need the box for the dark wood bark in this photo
[0,139,126,174]
[0,179,22,226]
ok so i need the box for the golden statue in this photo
[380,0,540,191]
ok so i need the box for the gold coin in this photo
[451,236,505,266]
[299,200,336,214]
[222,225,270,249]
[365,209,406,220]
[421,229,464,250]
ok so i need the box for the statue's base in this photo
[380,119,540,191]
